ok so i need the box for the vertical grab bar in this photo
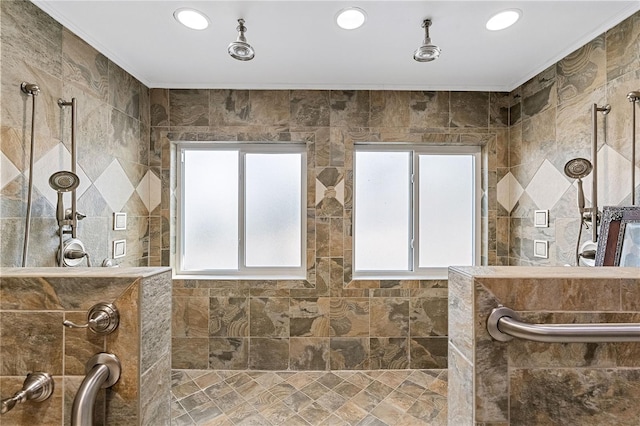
[592,103,599,242]
[71,353,120,426]
[628,91,640,205]
[591,103,610,242]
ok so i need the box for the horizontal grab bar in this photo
[487,306,640,343]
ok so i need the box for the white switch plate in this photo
[113,212,127,230]
[533,240,548,258]
[113,239,126,258]
[534,210,549,227]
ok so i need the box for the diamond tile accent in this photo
[1,152,20,189]
[497,172,524,212]
[598,145,640,206]
[31,143,91,208]
[572,145,640,207]
[136,170,161,212]
[94,159,134,212]
[315,178,345,207]
[525,160,571,209]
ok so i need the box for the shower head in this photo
[564,158,593,179]
[413,19,441,62]
[228,19,255,61]
[49,171,80,192]
[49,171,79,225]
[564,158,592,213]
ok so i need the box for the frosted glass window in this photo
[354,151,411,271]
[245,153,302,267]
[182,150,239,270]
[178,144,306,278]
[353,145,478,279]
[419,155,474,267]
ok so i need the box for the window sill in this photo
[172,273,307,281]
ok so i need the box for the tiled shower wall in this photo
[0,0,154,267]
[3,0,637,374]
[502,10,640,266]
[151,89,507,369]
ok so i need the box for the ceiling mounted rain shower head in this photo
[413,19,441,62]
[228,19,255,61]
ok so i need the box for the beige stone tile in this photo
[606,11,640,81]
[169,89,209,126]
[330,298,369,337]
[450,92,489,128]
[0,311,64,375]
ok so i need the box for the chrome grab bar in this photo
[72,353,121,426]
[487,306,640,343]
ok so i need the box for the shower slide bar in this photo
[629,91,639,205]
[487,306,640,343]
[58,97,79,238]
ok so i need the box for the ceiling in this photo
[32,1,640,92]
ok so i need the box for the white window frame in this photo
[176,142,307,279]
[353,144,481,280]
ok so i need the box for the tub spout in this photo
[72,353,121,426]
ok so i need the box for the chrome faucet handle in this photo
[64,208,86,220]
[63,302,119,335]
[1,372,54,414]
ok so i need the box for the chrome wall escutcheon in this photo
[63,302,119,335]
[1,372,54,414]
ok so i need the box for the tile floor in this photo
[171,369,447,425]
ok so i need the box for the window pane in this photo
[245,153,302,267]
[183,150,238,270]
[354,151,411,271]
[419,154,474,267]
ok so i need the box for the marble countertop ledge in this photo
[449,266,640,279]
[0,267,171,278]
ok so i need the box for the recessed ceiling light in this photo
[174,8,210,30]
[336,7,367,30]
[486,9,521,31]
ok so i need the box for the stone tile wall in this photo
[4,0,636,378]
[0,0,154,268]
[448,266,640,425]
[152,89,507,370]
[502,10,640,266]
[0,267,172,426]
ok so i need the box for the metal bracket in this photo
[486,306,520,342]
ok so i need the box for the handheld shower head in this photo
[49,171,79,224]
[564,158,592,212]
[564,158,592,180]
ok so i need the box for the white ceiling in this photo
[32,1,640,92]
